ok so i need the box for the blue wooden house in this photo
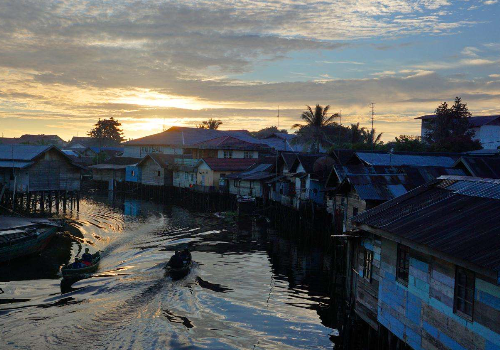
[125,164,141,183]
[351,176,500,350]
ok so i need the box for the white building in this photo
[416,115,500,149]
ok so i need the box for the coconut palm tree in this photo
[197,118,223,130]
[293,104,339,153]
[363,128,384,147]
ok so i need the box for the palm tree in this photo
[363,128,384,147]
[293,104,339,153]
[350,122,366,144]
[197,118,223,130]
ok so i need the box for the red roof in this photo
[193,136,267,150]
[200,158,258,171]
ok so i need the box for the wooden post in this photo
[76,191,80,211]
[63,191,67,213]
[55,191,60,212]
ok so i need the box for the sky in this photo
[0,0,499,142]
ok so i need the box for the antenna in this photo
[370,102,375,133]
[277,106,280,129]
[370,102,375,150]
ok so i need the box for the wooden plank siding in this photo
[139,157,166,186]
[356,235,500,350]
[13,148,81,192]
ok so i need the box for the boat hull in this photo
[166,261,192,280]
[0,226,58,263]
[61,255,100,277]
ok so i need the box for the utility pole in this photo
[370,102,375,150]
[370,102,375,133]
[277,106,280,129]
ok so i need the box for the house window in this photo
[244,151,253,159]
[234,180,238,187]
[362,248,373,282]
[223,151,233,158]
[157,171,161,177]
[396,244,410,285]
[454,267,475,320]
[353,207,358,217]
[185,173,189,180]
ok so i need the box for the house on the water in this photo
[197,158,257,191]
[416,114,500,149]
[225,159,275,199]
[0,145,82,193]
[190,136,270,159]
[136,154,185,187]
[89,157,141,186]
[350,176,500,350]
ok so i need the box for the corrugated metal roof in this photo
[0,145,51,161]
[201,158,258,172]
[353,176,500,272]
[456,156,500,179]
[356,152,457,167]
[0,160,33,168]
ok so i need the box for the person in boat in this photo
[81,248,92,266]
[180,248,192,263]
[168,251,184,269]
[72,257,85,269]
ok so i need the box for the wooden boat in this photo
[166,259,192,280]
[0,217,62,263]
[61,252,100,277]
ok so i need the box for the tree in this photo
[386,135,428,152]
[425,97,481,152]
[363,128,384,148]
[251,126,288,139]
[197,118,223,130]
[88,117,124,144]
[293,104,339,153]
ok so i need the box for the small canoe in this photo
[61,252,100,277]
[166,260,192,280]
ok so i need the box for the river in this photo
[1,194,339,349]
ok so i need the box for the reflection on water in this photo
[0,195,337,349]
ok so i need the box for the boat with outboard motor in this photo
[0,216,62,263]
[165,250,192,280]
[61,252,101,277]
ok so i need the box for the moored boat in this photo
[61,252,101,277]
[0,216,62,263]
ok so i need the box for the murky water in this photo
[0,195,337,349]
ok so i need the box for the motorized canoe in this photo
[61,252,101,277]
[0,217,62,263]
[166,260,192,280]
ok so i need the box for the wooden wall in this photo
[355,237,382,330]
[1,149,81,192]
[358,236,500,350]
[92,168,126,182]
[140,158,165,186]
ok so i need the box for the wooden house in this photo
[350,176,500,350]
[136,154,179,187]
[190,136,271,159]
[225,159,275,199]
[197,158,258,190]
[89,157,141,184]
[172,158,199,189]
[288,154,335,208]
[325,152,466,233]
[0,145,82,193]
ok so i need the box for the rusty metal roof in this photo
[455,156,500,179]
[353,176,500,272]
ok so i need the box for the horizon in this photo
[1,1,499,142]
